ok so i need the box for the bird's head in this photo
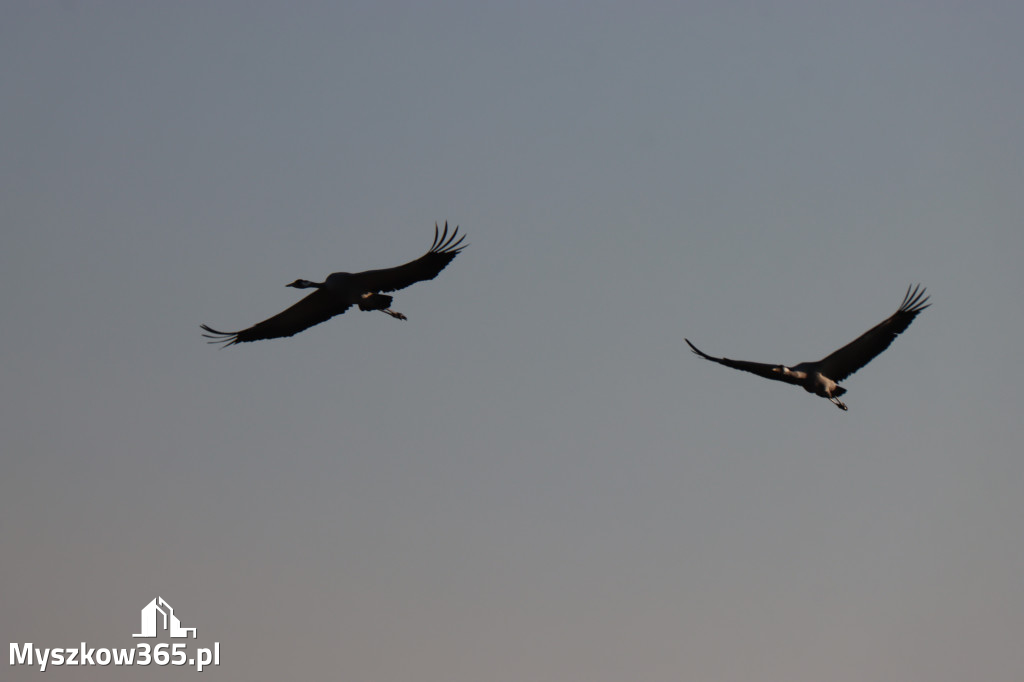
[286,279,318,289]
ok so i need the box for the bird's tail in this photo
[358,293,393,312]
[832,386,847,397]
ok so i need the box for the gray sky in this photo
[3,2,1023,680]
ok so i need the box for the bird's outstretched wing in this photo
[814,284,930,382]
[685,338,802,386]
[201,289,353,347]
[354,222,467,294]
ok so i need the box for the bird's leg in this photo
[381,309,408,321]
[830,396,848,411]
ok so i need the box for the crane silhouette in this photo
[201,223,466,347]
[685,285,930,410]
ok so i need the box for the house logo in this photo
[132,597,196,639]
[10,595,220,672]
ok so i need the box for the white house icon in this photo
[132,596,196,638]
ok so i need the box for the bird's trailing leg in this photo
[359,292,407,320]
[830,396,848,411]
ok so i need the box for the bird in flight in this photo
[685,285,930,410]
[201,222,467,347]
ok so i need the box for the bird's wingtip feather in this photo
[200,324,240,347]
[899,284,931,314]
[428,222,466,254]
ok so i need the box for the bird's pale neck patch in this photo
[773,366,806,380]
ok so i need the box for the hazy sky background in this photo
[3,2,1023,680]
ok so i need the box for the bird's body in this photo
[686,285,930,410]
[201,223,466,346]
[778,367,845,401]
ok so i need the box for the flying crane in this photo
[201,223,466,347]
[685,285,930,410]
